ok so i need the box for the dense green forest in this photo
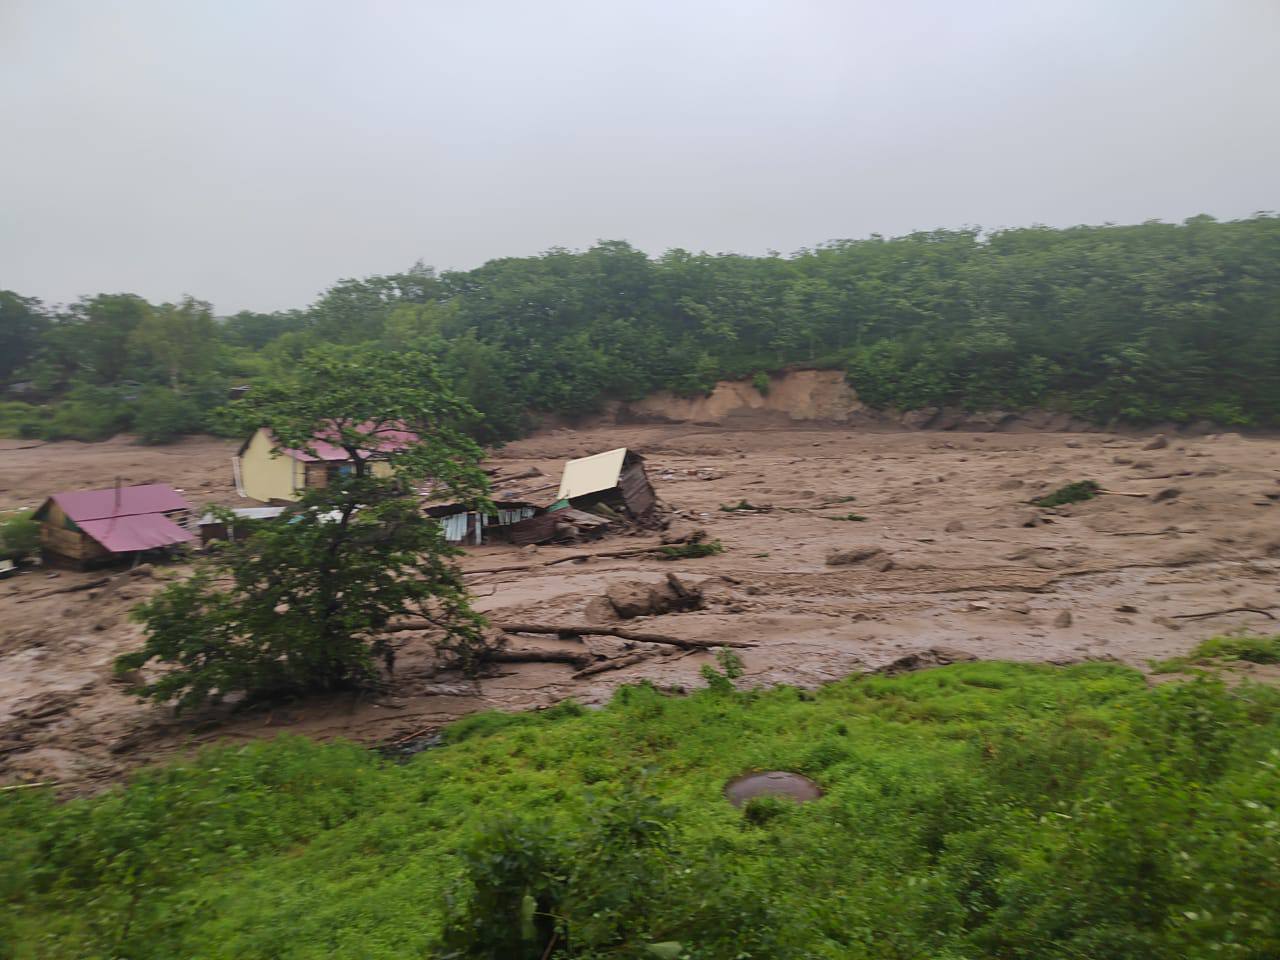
[3,214,1279,443]
[4,659,1278,958]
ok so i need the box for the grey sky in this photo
[2,1,1277,314]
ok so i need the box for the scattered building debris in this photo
[424,501,538,545]
[507,507,611,546]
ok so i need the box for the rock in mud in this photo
[582,596,618,624]
[825,546,885,567]
[1053,610,1074,628]
[944,519,965,533]
[1143,434,1169,450]
[604,576,703,619]
[1152,487,1182,503]
[878,646,978,676]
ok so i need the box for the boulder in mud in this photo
[1143,434,1169,451]
[604,575,704,619]
[878,646,978,676]
[825,546,884,567]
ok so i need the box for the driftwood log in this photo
[487,647,594,668]
[463,547,657,577]
[16,577,110,603]
[1172,606,1277,621]
[572,649,660,678]
[494,622,754,650]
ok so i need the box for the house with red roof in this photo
[33,483,194,568]
[234,424,417,503]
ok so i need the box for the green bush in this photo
[133,388,205,444]
[1032,479,1101,508]
[5,662,1279,959]
[0,510,38,561]
[40,385,133,441]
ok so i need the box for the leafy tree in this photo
[129,296,217,389]
[0,291,48,384]
[118,346,494,710]
[133,388,205,444]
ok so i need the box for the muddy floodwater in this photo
[2,418,1279,791]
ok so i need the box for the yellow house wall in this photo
[239,428,304,502]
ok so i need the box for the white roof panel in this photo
[557,447,628,500]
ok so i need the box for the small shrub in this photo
[751,371,771,395]
[1032,479,1101,507]
[0,511,38,561]
[657,539,724,560]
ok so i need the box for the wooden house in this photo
[234,424,415,503]
[33,484,193,568]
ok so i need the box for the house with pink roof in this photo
[33,483,193,568]
[234,424,417,503]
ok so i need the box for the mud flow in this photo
[2,419,1278,792]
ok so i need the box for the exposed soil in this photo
[3,422,1279,792]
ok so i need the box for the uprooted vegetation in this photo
[1031,479,1102,508]
[4,661,1279,958]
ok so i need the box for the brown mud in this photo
[2,421,1279,792]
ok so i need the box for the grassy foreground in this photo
[3,660,1278,959]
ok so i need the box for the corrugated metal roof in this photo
[198,506,287,525]
[47,484,190,522]
[279,423,417,462]
[557,448,628,500]
[78,513,194,553]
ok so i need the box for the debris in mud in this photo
[1053,610,1074,628]
[825,546,888,568]
[877,647,979,676]
[1144,434,1170,451]
[604,574,704,619]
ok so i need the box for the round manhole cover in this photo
[724,770,822,807]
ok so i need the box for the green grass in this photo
[1031,479,1102,508]
[3,662,1278,959]
[826,512,867,522]
[1151,633,1280,674]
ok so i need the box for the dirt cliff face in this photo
[624,369,866,424]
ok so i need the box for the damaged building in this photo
[425,501,538,545]
[554,447,658,524]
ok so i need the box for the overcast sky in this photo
[2,1,1277,313]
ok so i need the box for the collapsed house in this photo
[424,501,538,545]
[33,483,193,568]
[234,424,416,503]
[554,447,658,523]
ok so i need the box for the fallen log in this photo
[572,649,660,678]
[16,577,110,604]
[463,546,659,576]
[494,622,754,651]
[488,647,594,668]
[1172,606,1277,621]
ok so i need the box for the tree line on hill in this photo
[3,213,1278,444]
